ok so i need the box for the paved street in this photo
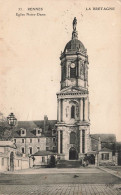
[0,184,121,195]
[0,167,121,194]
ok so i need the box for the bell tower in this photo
[56,18,91,161]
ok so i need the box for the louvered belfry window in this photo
[70,66,76,78]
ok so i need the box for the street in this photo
[0,167,121,194]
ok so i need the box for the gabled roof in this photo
[32,150,57,156]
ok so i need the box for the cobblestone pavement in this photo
[0,184,121,195]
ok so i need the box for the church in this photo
[56,18,118,166]
[56,17,91,161]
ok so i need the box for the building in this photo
[3,116,57,156]
[0,141,31,172]
[56,18,90,161]
[32,151,57,167]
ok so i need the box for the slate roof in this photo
[90,134,116,152]
[32,150,57,156]
[3,120,57,139]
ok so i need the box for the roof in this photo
[0,141,16,148]
[90,134,116,151]
[99,147,112,152]
[64,39,85,53]
[32,150,57,156]
[2,120,57,139]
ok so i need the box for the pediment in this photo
[57,86,88,95]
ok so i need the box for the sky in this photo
[0,0,121,140]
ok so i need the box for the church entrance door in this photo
[69,147,78,160]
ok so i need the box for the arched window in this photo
[70,132,76,144]
[71,105,75,118]
[70,66,76,78]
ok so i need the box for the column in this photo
[66,62,68,78]
[61,99,63,122]
[58,130,60,154]
[59,99,61,122]
[80,130,82,153]
[80,98,83,121]
[83,98,85,121]
[57,99,59,121]
[85,98,88,121]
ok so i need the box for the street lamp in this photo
[7,113,17,129]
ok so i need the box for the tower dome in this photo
[64,39,85,53]
[62,17,86,55]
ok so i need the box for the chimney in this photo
[44,115,48,134]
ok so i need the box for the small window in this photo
[102,153,109,160]
[71,105,75,118]
[22,139,24,143]
[2,158,4,166]
[38,138,40,143]
[29,147,32,154]
[14,139,16,143]
[22,130,24,134]
[53,147,56,151]
[53,137,56,142]
[22,147,25,154]
[37,147,40,151]
[42,156,45,162]
[30,139,32,143]
[38,130,40,134]
[46,147,49,151]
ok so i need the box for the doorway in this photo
[69,147,78,160]
[10,152,14,171]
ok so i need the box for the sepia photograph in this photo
[0,0,121,194]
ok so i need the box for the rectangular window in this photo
[53,137,56,142]
[22,147,25,154]
[102,153,109,160]
[60,130,63,154]
[46,147,49,151]
[38,138,40,143]
[2,158,4,166]
[53,147,56,151]
[82,130,85,153]
[38,130,40,134]
[14,139,16,143]
[42,156,45,162]
[29,147,32,154]
[22,130,24,134]
[30,139,32,143]
[22,139,24,143]
[37,147,40,151]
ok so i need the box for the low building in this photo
[32,151,57,167]
[88,134,118,166]
[0,141,31,172]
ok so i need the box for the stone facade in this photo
[56,18,91,161]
